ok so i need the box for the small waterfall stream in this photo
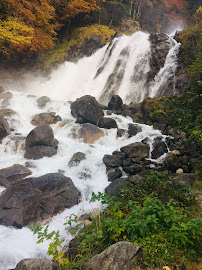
[0,31,180,269]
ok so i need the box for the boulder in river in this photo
[71,95,104,125]
[69,152,86,167]
[120,142,150,161]
[98,117,118,129]
[37,96,51,108]
[127,124,142,137]
[103,154,123,167]
[15,258,58,270]
[31,112,62,126]
[0,116,10,142]
[77,123,104,144]
[151,138,168,159]
[24,125,58,159]
[0,164,32,187]
[0,173,80,228]
[108,95,123,110]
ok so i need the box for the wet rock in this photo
[15,258,58,270]
[69,152,86,167]
[148,33,170,82]
[0,109,17,117]
[37,96,51,108]
[31,112,62,126]
[83,241,141,270]
[71,95,104,125]
[120,142,150,161]
[105,178,127,195]
[108,95,123,110]
[0,173,80,228]
[0,92,13,100]
[25,145,57,160]
[112,151,126,160]
[103,155,123,167]
[153,122,166,133]
[0,116,10,142]
[128,124,142,137]
[151,139,168,159]
[122,164,142,175]
[25,125,58,159]
[164,153,181,172]
[0,164,32,187]
[117,128,127,138]
[77,123,104,144]
[98,117,118,129]
[107,168,122,182]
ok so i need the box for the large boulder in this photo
[0,173,80,228]
[0,116,10,142]
[0,164,32,187]
[120,142,150,161]
[108,95,123,110]
[77,123,104,144]
[31,112,62,126]
[164,153,181,172]
[83,241,141,270]
[98,117,118,129]
[24,125,58,159]
[105,178,127,195]
[71,95,104,125]
[15,259,58,270]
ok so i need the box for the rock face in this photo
[98,117,118,129]
[77,123,104,144]
[69,152,86,167]
[15,259,58,270]
[31,112,62,126]
[148,33,170,82]
[0,173,80,228]
[120,142,150,161]
[37,96,51,108]
[0,116,10,141]
[83,241,141,270]
[108,95,123,110]
[0,164,32,187]
[24,125,58,159]
[71,95,104,125]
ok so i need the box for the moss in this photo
[39,24,115,69]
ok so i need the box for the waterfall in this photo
[0,31,180,269]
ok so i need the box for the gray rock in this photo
[0,109,17,117]
[0,116,10,141]
[83,241,141,270]
[103,155,123,167]
[117,129,127,138]
[164,154,181,172]
[15,258,58,270]
[98,117,118,129]
[107,168,122,182]
[71,95,104,125]
[108,95,123,110]
[151,139,168,159]
[69,152,86,167]
[25,125,58,159]
[77,123,104,144]
[105,178,127,195]
[37,96,51,108]
[0,173,80,228]
[128,124,142,137]
[0,92,13,100]
[120,142,150,161]
[0,164,32,187]
[31,112,62,126]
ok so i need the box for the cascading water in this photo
[0,30,179,269]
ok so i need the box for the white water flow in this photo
[0,31,178,269]
[8,31,180,105]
